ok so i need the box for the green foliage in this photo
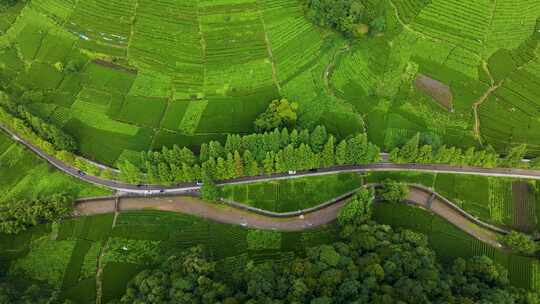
[0,91,77,152]
[503,144,528,168]
[499,231,539,255]
[377,179,410,203]
[302,0,385,36]
[9,237,76,288]
[0,277,64,304]
[118,160,142,184]
[118,222,540,303]
[200,177,221,202]
[120,246,232,303]
[389,133,501,168]
[0,193,73,234]
[135,126,378,185]
[254,99,298,132]
[102,238,161,265]
[337,187,373,225]
[222,172,362,213]
[247,230,282,250]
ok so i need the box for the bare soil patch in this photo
[415,74,453,110]
[512,181,537,233]
[93,59,138,75]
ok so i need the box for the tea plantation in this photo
[1,0,540,303]
[0,0,538,165]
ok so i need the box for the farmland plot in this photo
[67,0,136,56]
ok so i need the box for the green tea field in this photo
[0,0,537,165]
[0,131,110,200]
[1,210,340,303]
[374,202,540,291]
[221,172,362,212]
[366,171,540,233]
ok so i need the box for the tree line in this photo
[389,133,535,169]
[115,190,540,304]
[0,193,73,234]
[0,91,76,152]
[118,125,380,184]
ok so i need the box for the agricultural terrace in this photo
[2,195,540,302]
[0,0,537,166]
[367,171,540,234]
[221,172,362,212]
[0,130,110,201]
[374,202,540,291]
[0,211,341,303]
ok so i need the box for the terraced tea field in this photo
[366,171,540,233]
[0,0,537,166]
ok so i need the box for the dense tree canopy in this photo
[337,187,373,225]
[376,179,409,203]
[302,0,386,37]
[0,193,73,234]
[0,270,69,304]
[119,191,540,304]
[499,231,539,256]
[254,99,299,132]
[122,126,379,185]
[0,92,77,152]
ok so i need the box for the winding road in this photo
[2,124,540,195]
[73,184,507,246]
[2,123,521,246]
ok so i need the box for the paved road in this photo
[3,124,540,195]
[73,185,506,245]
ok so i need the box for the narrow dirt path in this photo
[472,61,503,144]
[94,197,120,304]
[323,44,350,99]
[74,186,506,245]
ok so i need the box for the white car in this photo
[288,170,297,175]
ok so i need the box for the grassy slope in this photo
[221,172,363,212]
[0,131,111,200]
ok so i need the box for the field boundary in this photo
[73,183,511,246]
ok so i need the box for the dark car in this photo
[77,170,86,176]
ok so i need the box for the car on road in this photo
[159,189,165,193]
[196,181,204,186]
[77,170,86,176]
[288,170,296,175]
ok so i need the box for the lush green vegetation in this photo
[376,179,410,203]
[374,202,540,292]
[254,99,298,132]
[0,0,536,167]
[0,132,110,201]
[0,91,76,151]
[366,171,540,234]
[500,231,539,256]
[115,194,540,303]
[337,187,372,225]
[0,193,72,234]
[119,126,379,184]
[302,0,387,37]
[222,173,362,212]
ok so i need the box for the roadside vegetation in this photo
[116,193,540,303]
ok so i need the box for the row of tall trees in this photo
[118,126,380,184]
[389,133,530,169]
[0,193,73,234]
[118,192,540,304]
[0,91,76,152]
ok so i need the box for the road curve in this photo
[3,123,540,195]
[73,185,506,246]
